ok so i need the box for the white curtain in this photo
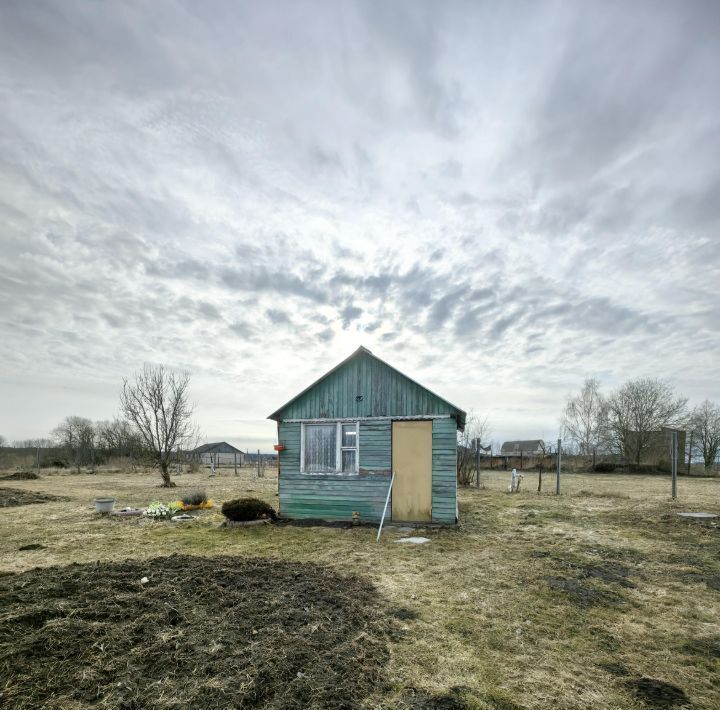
[304,424,336,473]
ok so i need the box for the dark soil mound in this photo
[276,518,378,529]
[221,497,277,522]
[0,554,392,709]
[0,487,66,508]
[0,471,40,481]
[625,677,689,707]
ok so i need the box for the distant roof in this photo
[191,442,244,454]
[500,440,544,455]
[268,345,466,430]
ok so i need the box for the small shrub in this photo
[593,462,616,473]
[41,459,67,469]
[221,497,276,522]
[181,490,208,507]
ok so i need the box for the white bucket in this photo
[95,498,115,514]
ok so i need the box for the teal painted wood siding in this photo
[278,420,392,522]
[278,418,456,523]
[276,351,458,421]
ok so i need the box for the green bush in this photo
[592,462,616,473]
[221,497,276,522]
[41,458,67,469]
[181,490,208,506]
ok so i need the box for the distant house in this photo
[269,346,466,524]
[500,440,545,457]
[191,442,244,466]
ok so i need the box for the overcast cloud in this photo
[1,0,719,450]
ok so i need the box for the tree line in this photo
[561,378,720,471]
[0,365,198,487]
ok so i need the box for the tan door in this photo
[392,420,432,521]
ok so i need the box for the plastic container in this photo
[95,498,115,514]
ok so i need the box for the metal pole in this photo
[671,431,678,500]
[687,431,693,476]
[376,472,395,542]
[556,438,562,495]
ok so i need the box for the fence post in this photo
[671,431,678,500]
[556,438,562,495]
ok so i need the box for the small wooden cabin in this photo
[191,442,245,466]
[268,346,466,524]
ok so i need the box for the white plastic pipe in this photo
[376,471,395,542]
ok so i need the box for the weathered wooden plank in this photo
[275,350,462,421]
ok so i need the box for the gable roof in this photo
[191,441,244,455]
[500,440,544,455]
[268,346,466,430]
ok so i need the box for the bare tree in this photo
[688,400,720,471]
[0,434,5,448]
[119,364,197,487]
[561,378,608,455]
[52,416,96,472]
[605,378,687,466]
[457,412,491,486]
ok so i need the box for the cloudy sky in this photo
[1,1,719,451]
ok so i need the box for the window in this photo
[341,423,357,473]
[302,421,359,474]
[303,424,337,473]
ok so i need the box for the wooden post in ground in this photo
[556,438,562,495]
[476,440,480,488]
[687,431,693,476]
[234,452,238,476]
[671,431,678,500]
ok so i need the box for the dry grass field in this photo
[1,466,718,709]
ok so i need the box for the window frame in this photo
[300,420,360,475]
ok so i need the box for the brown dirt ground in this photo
[0,554,394,709]
[0,466,718,708]
[0,486,67,507]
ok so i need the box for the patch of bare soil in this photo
[401,686,469,709]
[542,550,637,608]
[0,487,67,508]
[401,686,522,710]
[0,554,392,709]
[597,661,630,677]
[681,572,720,591]
[0,471,40,481]
[275,517,378,529]
[681,636,720,658]
[625,677,690,707]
